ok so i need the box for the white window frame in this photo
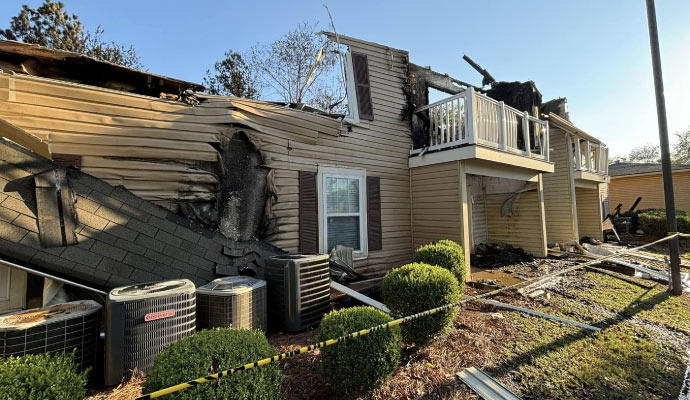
[317,166,368,259]
[343,51,360,124]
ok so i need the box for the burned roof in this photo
[608,162,690,177]
[0,40,204,96]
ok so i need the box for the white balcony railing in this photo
[570,135,608,175]
[411,87,549,162]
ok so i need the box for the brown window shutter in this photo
[352,52,374,120]
[367,176,382,252]
[299,171,319,254]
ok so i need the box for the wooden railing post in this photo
[574,136,582,170]
[465,87,476,144]
[586,140,592,170]
[522,111,531,157]
[428,105,434,147]
[604,147,609,175]
[544,122,550,162]
[498,101,507,150]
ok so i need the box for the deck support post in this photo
[458,161,472,281]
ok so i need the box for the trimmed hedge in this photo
[318,306,401,399]
[638,208,690,237]
[0,352,87,400]
[413,239,466,292]
[143,328,283,400]
[381,263,461,345]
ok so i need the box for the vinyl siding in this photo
[485,189,547,256]
[576,186,603,240]
[542,126,577,243]
[410,162,461,249]
[0,36,414,278]
[609,170,690,212]
[471,194,488,248]
[253,37,413,277]
[0,73,220,211]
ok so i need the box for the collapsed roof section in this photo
[0,40,204,97]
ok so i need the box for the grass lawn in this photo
[489,270,689,400]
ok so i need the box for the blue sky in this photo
[1,1,688,157]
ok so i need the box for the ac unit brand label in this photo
[144,309,175,322]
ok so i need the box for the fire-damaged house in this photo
[540,101,610,244]
[0,35,414,312]
[407,70,554,269]
[0,34,609,315]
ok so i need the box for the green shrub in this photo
[413,239,466,292]
[318,306,401,399]
[143,328,283,400]
[0,351,87,400]
[638,208,690,237]
[381,263,461,345]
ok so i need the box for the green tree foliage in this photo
[203,51,259,98]
[318,306,401,399]
[673,127,690,164]
[627,144,660,163]
[1,0,142,69]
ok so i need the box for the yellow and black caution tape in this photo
[136,233,682,399]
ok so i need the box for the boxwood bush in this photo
[143,328,283,400]
[0,351,87,400]
[413,239,466,292]
[381,263,461,345]
[638,208,690,237]
[318,306,401,399]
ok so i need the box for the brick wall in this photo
[0,138,253,289]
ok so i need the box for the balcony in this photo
[411,87,550,166]
[570,135,608,182]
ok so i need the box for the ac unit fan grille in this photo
[0,311,99,372]
[121,293,196,374]
[265,254,330,331]
[196,285,266,331]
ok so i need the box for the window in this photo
[343,51,374,123]
[318,167,367,258]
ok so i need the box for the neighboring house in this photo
[541,112,610,243]
[608,163,690,212]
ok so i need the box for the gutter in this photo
[0,256,107,296]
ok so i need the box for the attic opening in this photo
[218,131,270,242]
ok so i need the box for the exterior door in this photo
[0,265,26,314]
